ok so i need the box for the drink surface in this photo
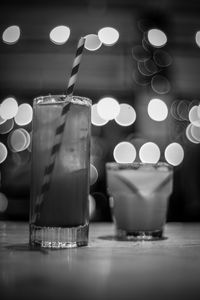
[106,163,173,231]
[30,96,91,227]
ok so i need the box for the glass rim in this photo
[106,161,173,171]
[33,95,92,106]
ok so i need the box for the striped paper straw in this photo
[67,37,85,96]
[32,37,86,223]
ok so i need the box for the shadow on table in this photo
[98,235,168,241]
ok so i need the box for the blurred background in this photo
[1,0,200,222]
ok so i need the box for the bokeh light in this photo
[164,142,184,166]
[147,28,167,47]
[142,37,151,51]
[147,98,168,121]
[20,128,31,150]
[14,103,33,126]
[186,124,200,144]
[91,104,108,126]
[84,34,102,51]
[0,193,8,213]
[137,61,152,76]
[98,27,119,46]
[0,97,18,120]
[0,142,8,164]
[2,25,20,44]
[144,59,158,75]
[97,97,120,121]
[139,142,160,163]
[195,31,200,48]
[90,164,98,185]
[189,105,200,127]
[132,45,151,62]
[49,26,70,45]
[170,100,182,121]
[190,124,200,142]
[177,100,189,121]
[153,49,172,67]
[113,142,136,163]
[115,103,136,126]
[132,70,151,86]
[151,75,171,94]
[8,128,30,152]
[0,119,14,134]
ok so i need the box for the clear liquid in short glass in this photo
[106,162,173,240]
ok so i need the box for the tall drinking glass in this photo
[106,162,173,240]
[30,95,91,248]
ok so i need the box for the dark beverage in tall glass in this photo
[30,95,91,248]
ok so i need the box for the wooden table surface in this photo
[1,221,200,300]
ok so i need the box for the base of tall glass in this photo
[29,223,89,248]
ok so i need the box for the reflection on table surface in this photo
[1,221,200,300]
